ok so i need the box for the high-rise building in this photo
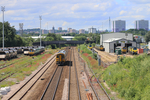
[135,20,149,31]
[112,20,126,32]
[88,27,96,33]
[58,27,62,31]
[79,29,85,34]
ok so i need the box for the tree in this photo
[145,31,150,43]
[0,21,16,47]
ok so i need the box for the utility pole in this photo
[39,16,42,47]
[109,17,111,32]
[1,6,5,51]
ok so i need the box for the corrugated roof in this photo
[103,38,123,42]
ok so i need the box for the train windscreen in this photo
[133,47,137,50]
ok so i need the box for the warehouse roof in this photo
[103,38,123,42]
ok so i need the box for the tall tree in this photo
[0,21,16,47]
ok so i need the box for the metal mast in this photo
[39,16,42,47]
[19,23,23,37]
[1,6,5,51]
[109,17,111,32]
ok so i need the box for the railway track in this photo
[40,47,71,100]
[68,47,81,100]
[6,47,103,100]
[78,53,111,100]
[7,54,56,100]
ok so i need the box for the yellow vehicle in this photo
[116,46,127,53]
[95,44,105,51]
[128,46,137,55]
[56,50,67,65]
[88,44,93,50]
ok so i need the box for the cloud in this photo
[0,0,149,31]
[62,22,67,26]
[119,10,127,15]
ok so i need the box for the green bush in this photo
[102,54,150,99]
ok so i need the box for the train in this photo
[0,46,45,60]
[95,44,105,51]
[115,46,127,53]
[128,46,138,55]
[88,44,93,50]
[28,47,45,56]
[56,50,67,65]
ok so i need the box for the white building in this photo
[88,27,96,33]
[79,29,85,34]
[112,20,126,32]
[61,36,74,41]
[100,33,137,53]
[135,20,149,31]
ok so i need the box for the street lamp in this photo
[1,6,5,51]
[39,16,42,47]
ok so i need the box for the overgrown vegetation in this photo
[102,53,150,100]
[0,49,58,87]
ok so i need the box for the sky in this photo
[0,0,150,31]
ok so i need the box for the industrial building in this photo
[135,20,149,31]
[100,33,137,53]
[112,20,126,32]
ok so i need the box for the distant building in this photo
[112,20,126,32]
[135,20,149,31]
[61,36,74,41]
[58,27,62,31]
[70,29,76,33]
[68,28,72,33]
[79,29,85,34]
[42,30,44,34]
[49,26,55,33]
[88,27,96,33]
[52,26,55,33]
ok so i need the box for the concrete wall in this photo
[103,42,109,53]
[109,42,114,53]
[100,33,133,45]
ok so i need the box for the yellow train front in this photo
[56,50,66,65]
[88,44,93,50]
[95,44,105,51]
[128,46,137,55]
[121,47,127,53]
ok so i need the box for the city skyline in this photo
[1,0,150,31]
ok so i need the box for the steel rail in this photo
[8,54,56,100]
[68,47,72,100]
[84,62,100,100]
[73,48,81,100]
[40,65,59,100]
[52,67,63,100]
[41,47,70,100]
[79,54,111,100]
[87,63,111,100]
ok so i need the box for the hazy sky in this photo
[0,0,150,31]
